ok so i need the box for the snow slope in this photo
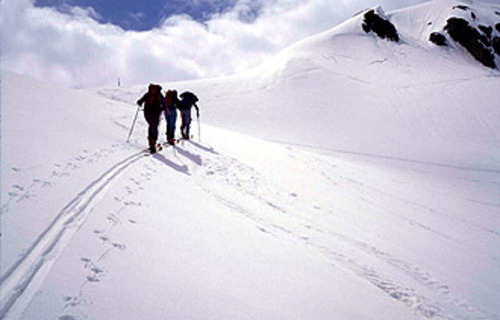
[2,0,500,319]
[98,0,500,169]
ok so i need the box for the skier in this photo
[164,90,179,145]
[178,91,199,140]
[137,84,164,153]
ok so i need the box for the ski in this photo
[143,143,163,155]
[162,138,181,147]
[142,138,185,156]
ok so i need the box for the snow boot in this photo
[148,139,157,154]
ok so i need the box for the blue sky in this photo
[34,0,261,30]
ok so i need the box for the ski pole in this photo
[197,113,201,142]
[127,105,141,143]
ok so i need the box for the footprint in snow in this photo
[86,275,100,282]
[124,200,141,207]
[107,214,120,225]
[36,179,53,187]
[91,266,103,274]
[112,243,126,250]
[80,257,92,268]
[129,178,141,185]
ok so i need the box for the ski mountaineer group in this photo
[136,84,199,154]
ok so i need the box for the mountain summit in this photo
[386,0,500,69]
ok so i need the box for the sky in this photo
[33,0,261,30]
[0,0,477,88]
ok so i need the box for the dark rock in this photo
[471,12,476,20]
[445,17,496,68]
[496,23,500,33]
[429,32,448,46]
[362,9,399,42]
[493,37,500,55]
[453,5,469,11]
[478,25,493,38]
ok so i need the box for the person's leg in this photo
[171,112,177,141]
[167,112,176,142]
[145,113,160,152]
[164,110,170,140]
[150,116,159,142]
[144,114,154,152]
[185,110,192,139]
[181,110,189,138]
[180,111,185,138]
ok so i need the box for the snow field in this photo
[2,0,500,319]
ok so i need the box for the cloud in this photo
[1,0,430,88]
[65,4,103,21]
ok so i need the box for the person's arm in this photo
[137,93,147,106]
[194,103,199,117]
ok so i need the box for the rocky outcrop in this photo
[452,5,470,11]
[493,37,500,55]
[362,9,399,42]
[429,32,448,46]
[444,17,496,69]
[478,25,492,38]
[358,3,500,70]
[420,3,500,69]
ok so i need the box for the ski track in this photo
[0,149,145,320]
[183,140,497,320]
[1,144,123,217]
[3,139,497,320]
[58,155,168,320]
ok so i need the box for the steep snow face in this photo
[98,0,500,169]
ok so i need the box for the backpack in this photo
[164,90,177,109]
[179,91,198,110]
[143,84,163,114]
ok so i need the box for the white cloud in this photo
[1,0,430,88]
[66,4,102,20]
